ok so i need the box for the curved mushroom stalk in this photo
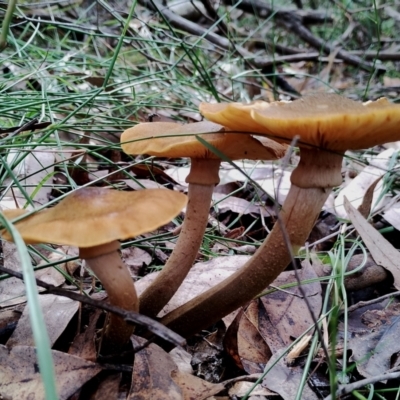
[160,152,339,338]
[81,242,139,353]
[160,93,400,339]
[0,187,188,353]
[139,161,219,317]
[121,122,286,318]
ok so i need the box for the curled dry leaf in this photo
[335,148,396,219]
[344,197,400,289]
[224,302,272,374]
[286,334,313,365]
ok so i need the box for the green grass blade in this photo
[0,213,58,400]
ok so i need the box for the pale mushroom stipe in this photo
[121,121,287,318]
[1,187,187,353]
[159,93,400,339]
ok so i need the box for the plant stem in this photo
[160,184,332,338]
[160,149,343,338]
[139,159,220,318]
[0,0,17,51]
[84,245,138,352]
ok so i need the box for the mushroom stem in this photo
[82,242,138,352]
[139,158,220,318]
[160,150,342,338]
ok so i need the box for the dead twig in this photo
[274,11,384,73]
[324,370,400,400]
[0,265,185,348]
[140,0,299,96]
[222,0,334,25]
[347,291,400,313]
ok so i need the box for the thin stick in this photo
[0,265,185,348]
[324,370,400,400]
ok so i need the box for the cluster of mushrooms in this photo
[3,93,400,353]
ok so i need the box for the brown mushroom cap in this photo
[199,101,274,134]
[200,94,400,152]
[1,187,187,247]
[121,120,286,160]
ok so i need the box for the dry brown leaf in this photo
[357,176,383,218]
[224,302,272,374]
[130,336,225,400]
[255,167,292,205]
[4,146,55,207]
[335,148,395,219]
[344,197,400,289]
[130,163,173,181]
[383,200,400,231]
[136,255,251,317]
[68,308,103,362]
[89,373,122,400]
[258,262,322,353]
[171,370,225,400]
[384,76,400,87]
[0,241,28,307]
[121,246,152,275]
[228,381,276,398]
[212,193,274,217]
[169,347,193,375]
[0,345,101,399]
[262,349,319,400]
[348,303,400,378]
[223,309,245,370]
[0,243,67,308]
[122,178,166,190]
[7,294,79,347]
[129,336,183,400]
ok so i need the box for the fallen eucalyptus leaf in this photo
[344,197,400,289]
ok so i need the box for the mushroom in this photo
[1,187,187,352]
[159,94,400,338]
[121,121,287,318]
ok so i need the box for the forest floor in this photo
[1,1,400,399]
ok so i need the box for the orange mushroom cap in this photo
[200,94,400,152]
[199,101,274,134]
[121,120,286,160]
[1,188,187,247]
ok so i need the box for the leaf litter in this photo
[3,2,400,399]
